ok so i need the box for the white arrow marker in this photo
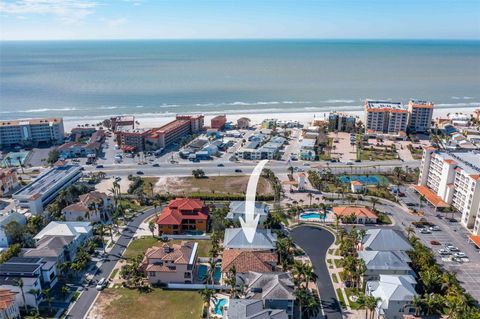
[240,159,269,243]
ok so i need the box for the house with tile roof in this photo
[366,275,418,319]
[223,228,277,251]
[0,289,20,319]
[236,272,295,318]
[360,229,411,252]
[221,250,277,275]
[332,206,378,224]
[62,191,112,222]
[224,299,288,319]
[156,198,209,235]
[140,241,198,284]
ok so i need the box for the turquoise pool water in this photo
[300,212,323,219]
[339,175,389,186]
[214,298,228,315]
[197,264,221,283]
[1,151,30,167]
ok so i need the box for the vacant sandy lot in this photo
[154,175,273,195]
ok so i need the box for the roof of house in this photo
[62,202,89,213]
[0,289,18,311]
[226,299,288,319]
[368,275,417,305]
[359,251,412,271]
[224,228,277,250]
[237,272,295,301]
[79,191,109,204]
[351,180,364,186]
[34,221,92,240]
[333,206,377,219]
[141,242,197,272]
[156,198,209,226]
[221,250,277,273]
[0,211,26,227]
[23,235,75,259]
[361,229,411,251]
[227,201,269,220]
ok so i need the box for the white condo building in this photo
[407,100,434,133]
[416,148,480,234]
[364,100,408,138]
[13,164,82,215]
[0,118,64,149]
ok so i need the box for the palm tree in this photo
[16,156,25,174]
[148,219,156,237]
[364,295,380,319]
[405,226,414,240]
[294,288,308,319]
[199,287,215,317]
[369,197,379,210]
[42,288,53,314]
[303,290,320,319]
[15,278,28,313]
[307,193,314,206]
[412,294,423,316]
[28,289,40,314]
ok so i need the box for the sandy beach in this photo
[63,106,478,132]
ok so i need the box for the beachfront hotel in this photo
[0,117,64,149]
[116,114,204,152]
[416,147,480,234]
[364,100,408,138]
[407,100,434,133]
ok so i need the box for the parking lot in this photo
[397,185,480,301]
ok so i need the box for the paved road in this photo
[66,208,157,319]
[84,160,419,178]
[291,226,342,319]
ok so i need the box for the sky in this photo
[0,0,479,41]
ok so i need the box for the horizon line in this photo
[1,37,480,42]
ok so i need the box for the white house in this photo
[226,201,270,225]
[366,275,418,319]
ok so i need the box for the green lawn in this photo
[336,288,346,309]
[124,237,212,259]
[359,149,398,161]
[334,259,343,268]
[332,273,338,283]
[344,288,362,310]
[94,288,203,319]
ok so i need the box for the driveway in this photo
[291,226,342,319]
[66,207,157,319]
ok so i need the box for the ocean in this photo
[0,39,479,122]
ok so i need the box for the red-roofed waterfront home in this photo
[156,198,209,235]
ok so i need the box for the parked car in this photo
[448,218,458,223]
[96,278,107,290]
[136,171,144,175]
[235,169,243,173]
[429,226,441,231]
[96,164,104,168]
[152,163,160,167]
[419,228,431,234]
[406,203,417,207]
[438,249,451,255]
[430,240,441,245]
[217,163,224,167]
[447,246,460,252]
[453,252,466,258]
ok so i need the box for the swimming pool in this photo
[300,212,324,219]
[1,151,30,168]
[214,298,228,315]
[197,264,221,283]
[339,175,388,186]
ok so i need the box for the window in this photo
[149,271,156,277]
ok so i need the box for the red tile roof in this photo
[156,198,209,225]
[221,250,277,273]
[412,185,449,208]
[141,241,196,272]
[469,235,480,248]
[332,206,377,219]
[0,289,17,311]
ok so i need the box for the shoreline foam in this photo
[62,106,478,132]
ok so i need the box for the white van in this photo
[96,278,107,290]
